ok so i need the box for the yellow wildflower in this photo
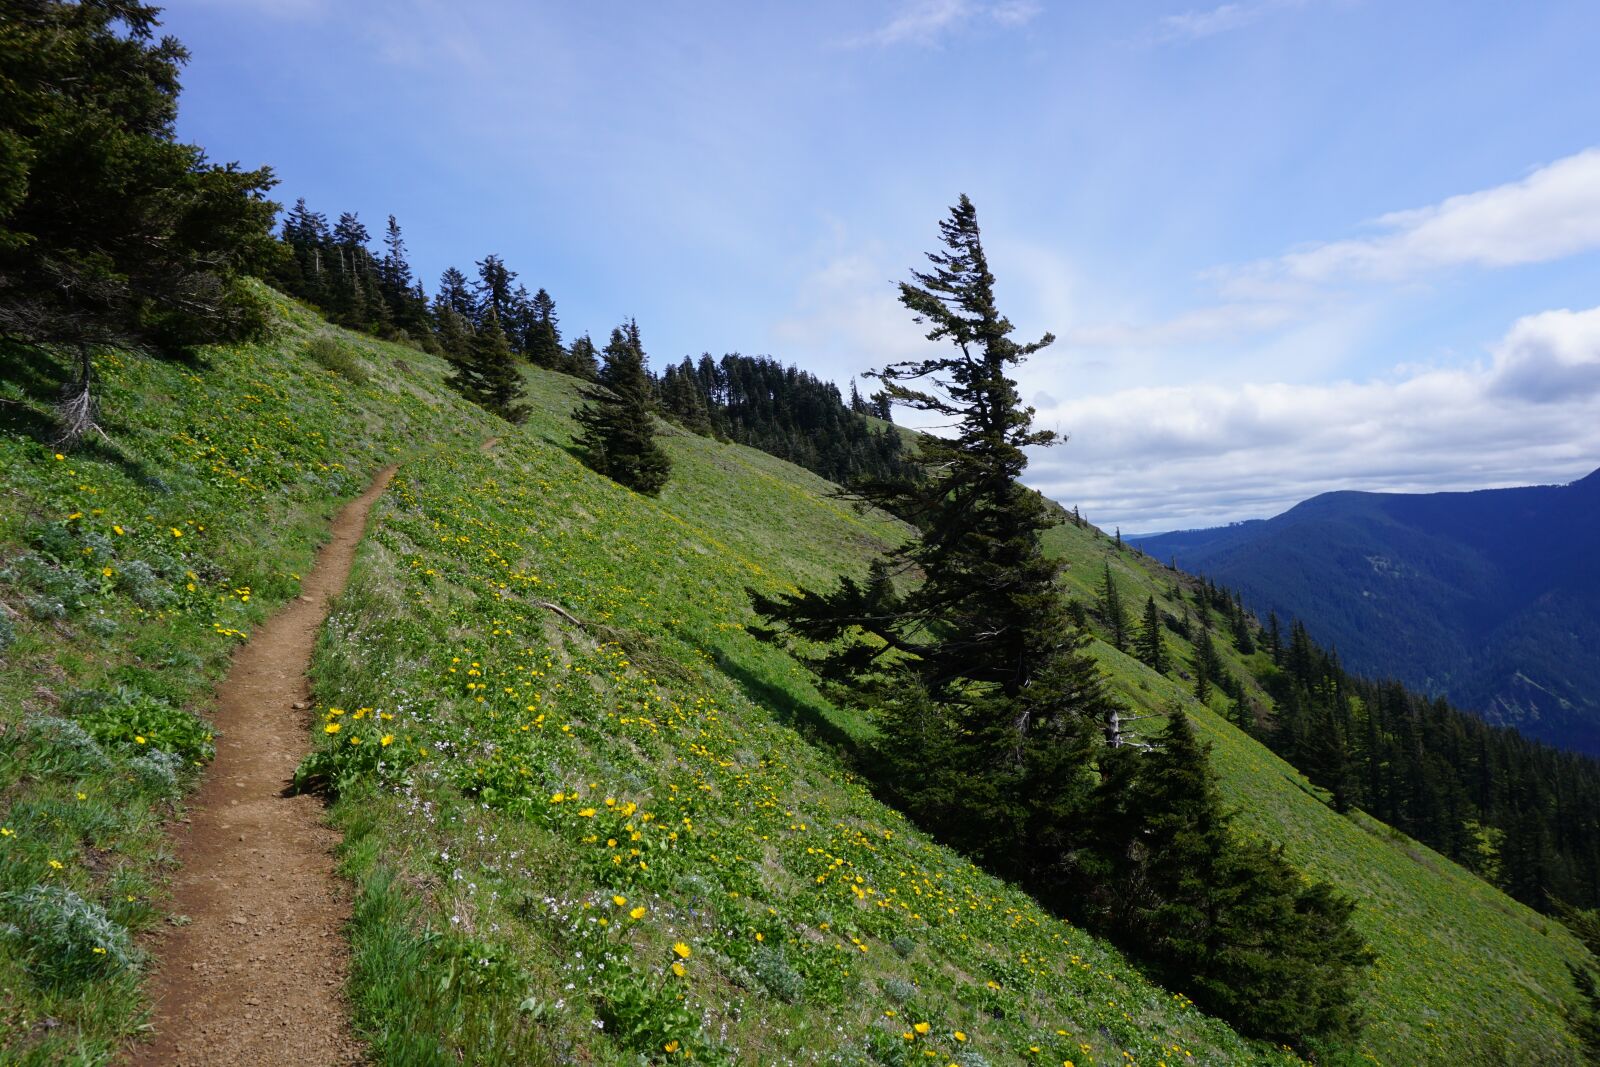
[324,722,341,734]
[672,941,692,959]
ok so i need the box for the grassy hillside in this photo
[0,293,493,1061]
[0,294,1587,1064]
[1043,525,1589,1063]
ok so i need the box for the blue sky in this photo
[164,0,1600,531]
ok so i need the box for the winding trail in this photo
[125,466,396,1067]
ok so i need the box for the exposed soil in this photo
[124,467,396,1067]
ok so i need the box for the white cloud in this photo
[770,250,930,377]
[1062,147,1600,357]
[843,0,1041,48]
[1025,305,1600,532]
[175,0,327,16]
[1061,303,1296,348]
[1158,0,1304,41]
[1490,305,1600,403]
[1224,148,1600,291]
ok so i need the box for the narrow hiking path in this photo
[124,466,397,1067]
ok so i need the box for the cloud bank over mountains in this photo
[1027,303,1600,533]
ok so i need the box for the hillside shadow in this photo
[0,342,167,487]
[714,651,864,765]
[0,343,64,443]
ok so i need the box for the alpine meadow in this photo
[4,3,1600,1066]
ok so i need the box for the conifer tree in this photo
[1137,596,1167,672]
[1232,602,1256,654]
[564,332,600,379]
[0,0,278,442]
[434,303,472,368]
[437,267,474,319]
[849,379,869,415]
[1194,628,1221,705]
[749,195,1114,878]
[525,287,564,368]
[1101,564,1129,653]
[574,321,671,494]
[447,309,526,422]
[473,254,516,325]
[1106,708,1373,1048]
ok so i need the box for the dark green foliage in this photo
[574,321,670,495]
[1100,564,1129,653]
[473,254,515,324]
[565,332,599,379]
[1231,599,1256,654]
[1193,628,1222,705]
[1137,596,1167,672]
[0,0,279,441]
[523,287,564,368]
[655,352,916,489]
[749,196,1131,912]
[447,311,526,422]
[1155,565,1600,911]
[750,196,1111,883]
[276,214,575,371]
[437,266,474,319]
[1556,903,1600,1059]
[304,334,367,384]
[1089,709,1373,1049]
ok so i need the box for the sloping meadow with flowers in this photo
[306,372,1296,1066]
[2,296,1589,1064]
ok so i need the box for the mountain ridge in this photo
[1130,468,1600,752]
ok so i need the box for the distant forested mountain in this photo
[1131,469,1600,754]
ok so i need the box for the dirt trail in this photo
[125,467,396,1067]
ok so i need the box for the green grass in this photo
[0,292,1587,1064]
[0,286,497,1062]
[1044,521,1591,1063]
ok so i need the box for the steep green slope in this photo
[0,298,1285,1065]
[1043,524,1589,1063]
[0,291,498,1062]
[1,296,1588,1064]
[308,371,1292,1066]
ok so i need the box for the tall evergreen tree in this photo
[1103,708,1373,1049]
[437,267,474,319]
[565,332,600,379]
[1137,596,1167,672]
[749,195,1114,881]
[573,321,671,494]
[473,253,515,325]
[446,308,525,422]
[525,287,564,368]
[1101,564,1129,653]
[1194,628,1222,705]
[0,0,278,442]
